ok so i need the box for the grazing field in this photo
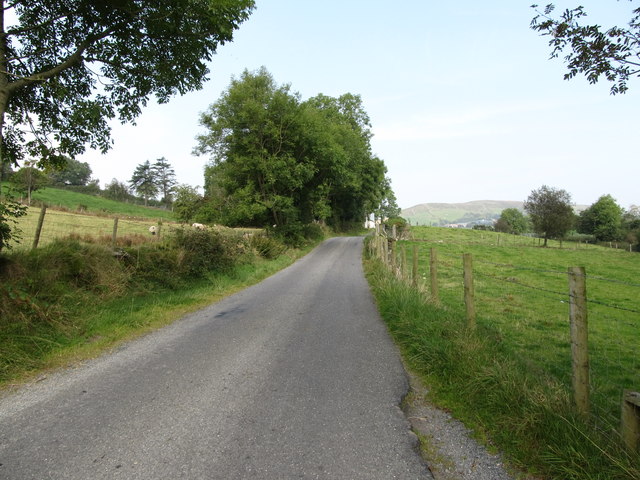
[11,206,178,249]
[2,186,181,250]
[406,226,639,424]
[367,226,640,479]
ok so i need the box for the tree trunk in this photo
[0,1,8,199]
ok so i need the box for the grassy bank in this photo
[0,229,317,388]
[365,228,640,479]
[1,183,176,221]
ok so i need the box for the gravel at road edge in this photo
[402,368,538,480]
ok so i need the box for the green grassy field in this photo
[2,183,175,220]
[11,206,179,249]
[403,227,639,422]
[368,226,640,478]
[3,185,180,249]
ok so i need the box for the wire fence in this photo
[370,225,640,451]
[9,206,179,250]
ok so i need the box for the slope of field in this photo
[402,200,523,226]
[3,184,175,221]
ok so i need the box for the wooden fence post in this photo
[390,240,397,272]
[429,247,439,304]
[569,266,589,416]
[412,244,419,288]
[400,245,407,280]
[463,253,476,329]
[112,217,119,247]
[32,205,47,249]
[621,391,640,452]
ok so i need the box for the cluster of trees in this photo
[494,185,639,249]
[182,68,398,233]
[3,156,178,208]
[128,158,177,206]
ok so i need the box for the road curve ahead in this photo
[0,237,431,479]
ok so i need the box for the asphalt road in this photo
[0,237,431,479]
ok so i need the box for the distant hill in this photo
[402,200,524,226]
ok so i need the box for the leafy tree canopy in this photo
[578,194,624,241]
[195,68,392,233]
[524,185,575,246]
[0,0,255,170]
[47,158,93,187]
[531,3,640,94]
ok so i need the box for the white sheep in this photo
[148,225,158,235]
[192,223,206,230]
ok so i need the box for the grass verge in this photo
[364,253,640,480]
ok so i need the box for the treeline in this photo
[492,188,640,250]
[1,156,179,210]
[178,67,398,239]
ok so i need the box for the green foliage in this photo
[0,0,255,168]
[495,207,529,234]
[0,193,27,252]
[103,178,133,203]
[531,4,640,95]
[195,68,392,231]
[0,228,300,384]
[129,160,158,206]
[578,194,624,241]
[248,234,288,259]
[9,165,49,205]
[173,184,204,223]
[47,158,93,187]
[524,185,574,246]
[152,157,177,206]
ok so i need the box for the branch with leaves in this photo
[531,3,640,94]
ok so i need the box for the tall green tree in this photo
[195,69,391,232]
[578,194,624,241]
[495,208,529,234]
[129,160,158,206]
[196,68,315,227]
[524,185,574,246]
[152,157,177,206]
[531,3,640,94]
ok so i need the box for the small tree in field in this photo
[578,194,624,241]
[10,163,49,205]
[524,185,574,246]
[495,208,529,234]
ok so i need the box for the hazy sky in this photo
[79,0,640,210]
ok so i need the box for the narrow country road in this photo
[0,237,431,479]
